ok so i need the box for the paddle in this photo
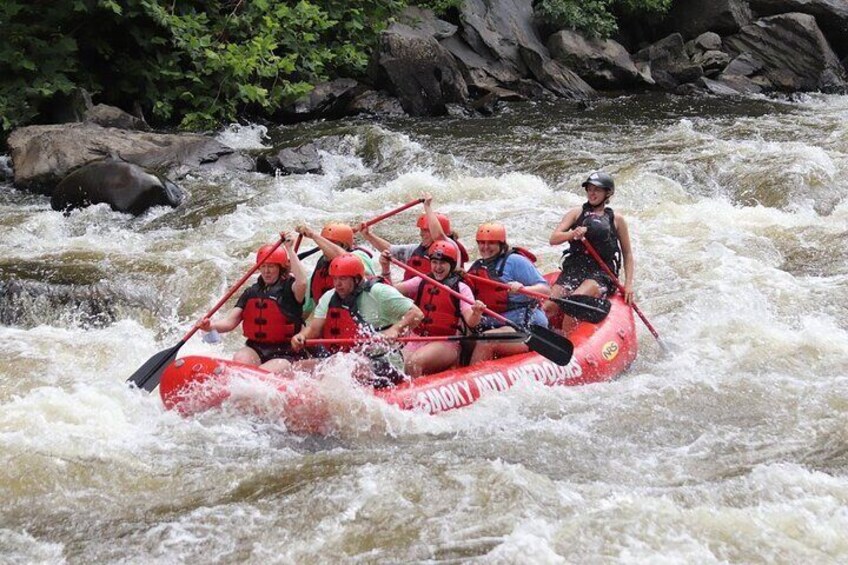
[462,272,611,323]
[582,239,670,353]
[353,198,425,232]
[389,258,574,365]
[305,333,530,346]
[126,235,288,392]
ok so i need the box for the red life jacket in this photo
[404,244,431,281]
[466,247,536,313]
[310,247,374,303]
[414,274,463,336]
[321,280,379,352]
[241,276,303,344]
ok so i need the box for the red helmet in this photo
[321,223,354,248]
[255,244,289,267]
[416,213,451,233]
[329,253,365,278]
[427,240,459,266]
[476,222,507,243]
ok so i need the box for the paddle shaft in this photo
[183,236,287,342]
[463,272,549,302]
[389,257,516,329]
[354,198,425,232]
[305,334,525,346]
[581,239,667,348]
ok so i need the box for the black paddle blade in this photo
[554,295,611,323]
[525,324,574,366]
[126,341,184,392]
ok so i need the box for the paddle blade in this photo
[126,341,185,392]
[555,295,611,323]
[525,324,574,366]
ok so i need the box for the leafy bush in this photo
[1,0,405,136]
[534,0,671,38]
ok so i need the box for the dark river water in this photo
[1,93,847,563]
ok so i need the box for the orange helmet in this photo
[321,222,354,248]
[475,222,507,243]
[428,240,459,266]
[416,213,451,234]
[329,253,365,278]
[255,244,289,267]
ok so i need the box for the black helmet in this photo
[581,171,615,197]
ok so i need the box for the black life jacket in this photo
[563,204,621,276]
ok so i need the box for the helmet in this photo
[329,253,365,278]
[321,223,354,248]
[427,240,459,266]
[475,222,507,243]
[256,244,289,267]
[416,213,451,234]
[581,171,615,197]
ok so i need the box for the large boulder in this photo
[278,79,363,122]
[8,123,253,192]
[724,12,848,93]
[547,30,643,89]
[369,20,468,116]
[664,0,752,39]
[51,157,183,215]
[256,144,323,176]
[83,104,149,131]
[635,33,704,89]
[458,0,594,98]
[749,0,848,57]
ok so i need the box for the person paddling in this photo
[199,234,308,373]
[543,171,634,335]
[381,241,486,377]
[290,253,424,386]
[359,194,468,280]
[296,222,376,316]
[465,222,550,364]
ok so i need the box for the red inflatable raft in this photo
[159,292,637,434]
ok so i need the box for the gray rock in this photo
[547,30,642,89]
[347,90,406,116]
[51,157,183,215]
[369,23,468,116]
[724,12,848,92]
[283,79,362,121]
[84,104,149,131]
[749,0,848,56]
[256,144,323,176]
[665,0,752,39]
[8,123,253,192]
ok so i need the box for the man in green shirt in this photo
[291,253,424,385]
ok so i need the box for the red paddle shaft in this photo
[581,239,668,350]
[389,258,514,327]
[354,198,425,232]
[184,236,287,342]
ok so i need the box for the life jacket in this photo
[241,276,303,344]
[466,247,535,313]
[321,279,380,352]
[310,247,373,303]
[404,244,431,281]
[563,204,621,275]
[414,273,463,336]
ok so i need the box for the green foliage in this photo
[534,0,671,38]
[1,0,405,135]
[411,0,463,17]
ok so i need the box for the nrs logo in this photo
[601,341,619,361]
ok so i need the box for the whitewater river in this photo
[1,93,847,563]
